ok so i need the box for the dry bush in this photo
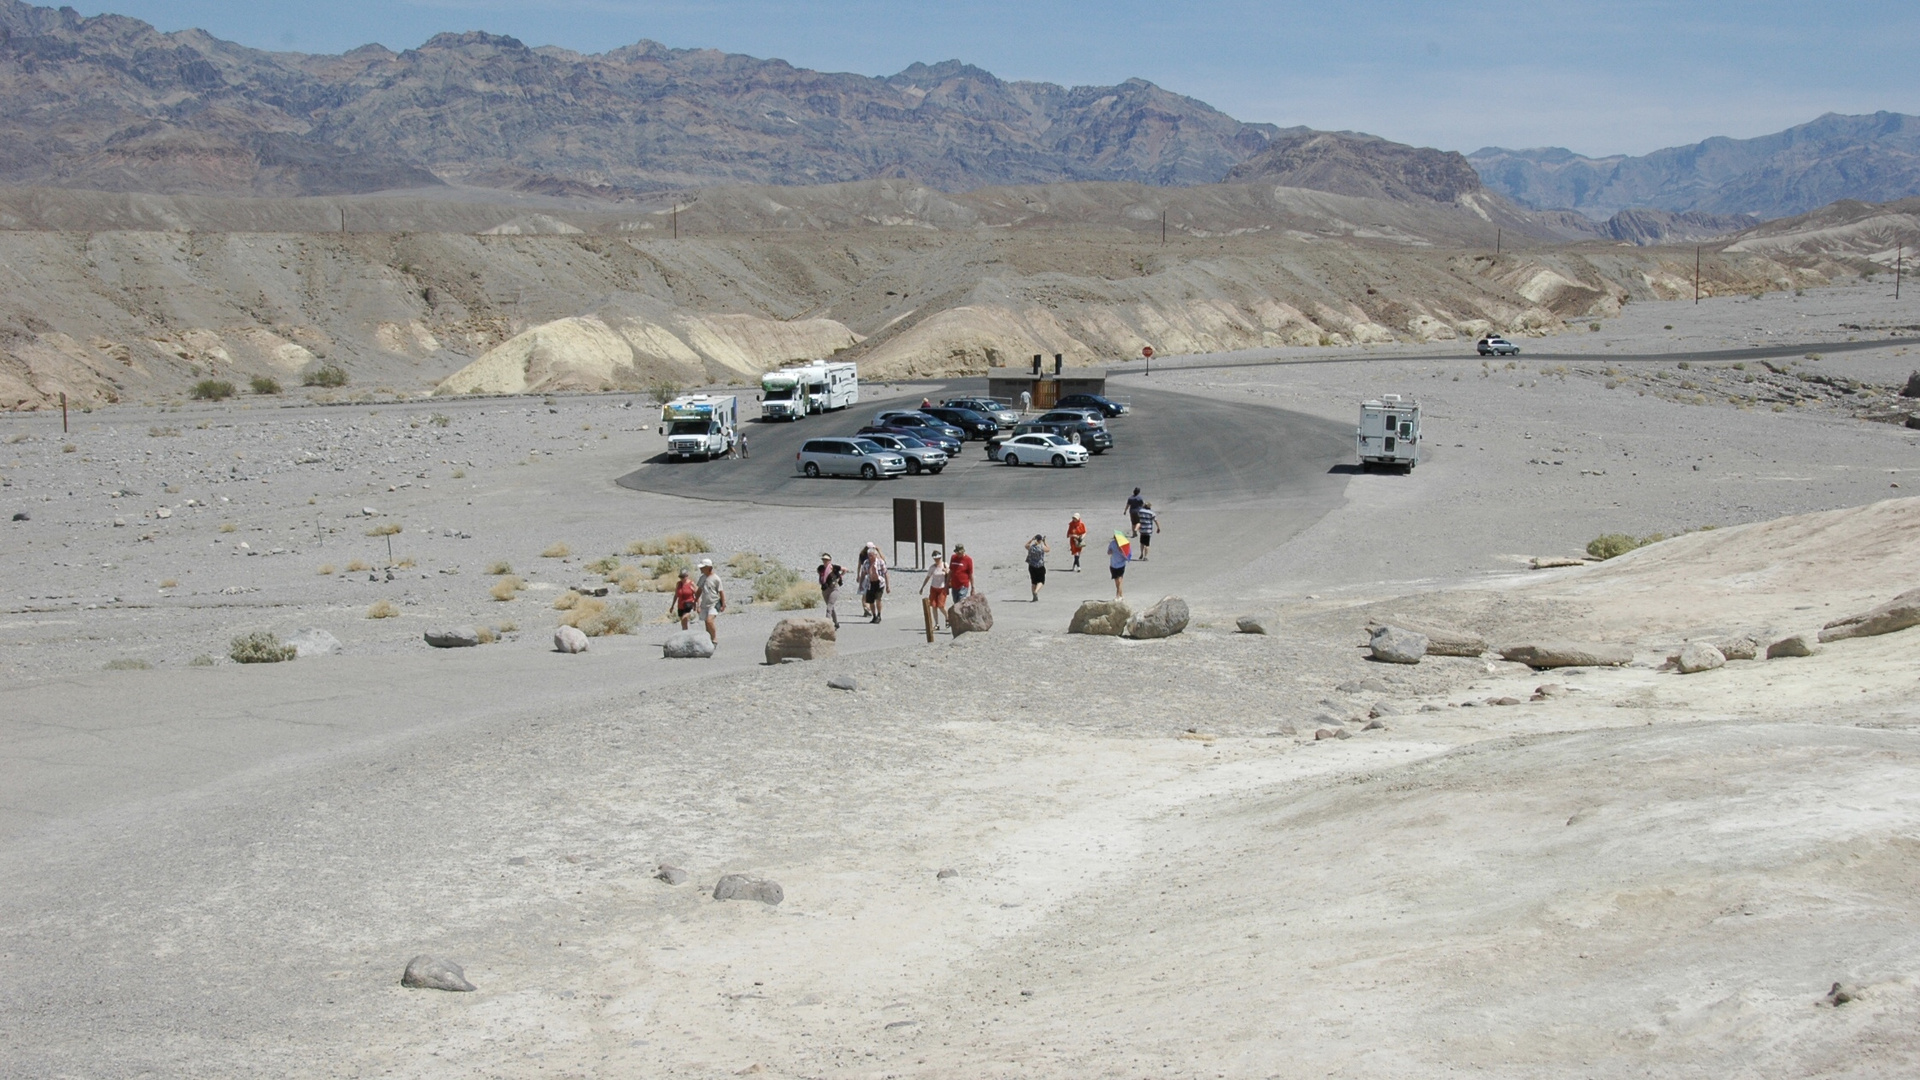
[542,542,571,558]
[558,597,643,636]
[218,522,237,533]
[727,552,770,576]
[643,553,693,590]
[366,522,401,537]
[486,559,513,576]
[752,562,803,603]
[303,364,348,388]
[229,631,296,664]
[627,532,710,556]
[62,443,76,453]
[475,626,497,644]
[776,582,823,610]
[395,557,416,569]
[191,379,235,400]
[250,376,282,395]
[104,658,153,670]
[585,555,621,575]
[497,620,518,633]
[346,559,370,572]
[366,599,400,619]
[190,654,216,667]
[609,564,651,593]
[148,426,181,437]
[159,578,178,589]
[489,576,525,601]
[553,589,583,610]
[451,467,466,479]
[317,564,335,575]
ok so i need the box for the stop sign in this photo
[1142,346,1154,359]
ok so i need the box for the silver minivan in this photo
[797,437,908,480]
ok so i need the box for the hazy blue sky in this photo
[75,0,1920,157]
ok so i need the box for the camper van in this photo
[759,367,811,421]
[1356,394,1419,473]
[660,394,739,460]
[797,361,859,413]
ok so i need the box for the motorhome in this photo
[1355,394,1420,473]
[797,361,859,413]
[759,368,811,421]
[660,394,739,460]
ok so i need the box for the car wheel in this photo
[803,462,820,477]
[906,459,921,475]
[1051,454,1066,467]
[861,463,878,480]
[1004,453,1021,466]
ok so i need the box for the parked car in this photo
[1477,335,1521,356]
[996,432,1090,467]
[1031,412,1112,453]
[871,410,967,443]
[796,437,907,480]
[858,422,962,456]
[920,405,1000,440]
[1037,408,1106,429]
[1054,392,1129,418]
[987,419,1112,456]
[855,432,948,475]
[941,397,1019,427]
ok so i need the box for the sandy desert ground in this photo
[3,282,1919,1078]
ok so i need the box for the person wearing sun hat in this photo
[695,558,726,645]
[857,542,889,623]
[947,543,974,602]
[1066,512,1087,570]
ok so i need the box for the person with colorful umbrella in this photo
[1108,530,1131,598]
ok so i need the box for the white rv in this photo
[1355,394,1420,473]
[797,361,859,413]
[759,367,811,421]
[660,394,739,460]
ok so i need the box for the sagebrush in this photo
[229,631,296,664]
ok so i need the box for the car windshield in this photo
[667,419,711,435]
[852,439,887,454]
[893,435,928,448]
[764,386,795,400]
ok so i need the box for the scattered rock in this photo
[424,627,481,649]
[401,955,475,992]
[1067,598,1131,635]
[1529,556,1587,569]
[1714,635,1759,661]
[1336,678,1389,694]
[1369,625,1428,664]
[553,626,590,653]
[1125,596,1190,639]
[1314,727,1352,740]
[283,627,341,658]
[664,630,717,659]
[1819,587,1920,642]
[1418,704,1442,713]
[1235,614,1271,634]
[1533,683,1569,698]
[1363,719,1386,730]
[1904,370,1920,398]
[948,594,993,636]
[1369,619,1486,657]
[361,507,379,517]
[1499,642,1633,668]
[713,874,784,905]
[827,674,859,691]
[1766,633,1821,659]
[655,864,690,886]
[936,868,958,879]
[154,507,172,519]
[1369,700,1402,718]
[1823,982,1862,1006]
[10,511,27,521]
[1488,696,1523,706]
[1673,642,1726,674]
[765,617,837,664]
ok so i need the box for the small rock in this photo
[1368,619,1486,657]
[1767,633,1821,659]
[949,594,993,636]
[1533,683,1569,698]
[1499,642,1633,668]
[1714,635,1759,661]
[401,955,475,992]
[936,868,958,879]
[154,507,172,519]
[283,627,342,658]
[1124,596,1190,639]
[1823,982,1862,1006]
[362,507,379,517]
[553,626,590,653]
[655,864,690,886]
[1235,614,1270,634]
[113,517,125,527]
[1369,700,1402,718]
[1363,720,1386,730]
[1488,696,1523,706]
[713,874,784,905]
[1673,642,1726,674]
[1336,678,1389,694]
[1314,727,1351,740]
[1068,598,1132,635]
[424,627,481,649]
[1819,587,1920,642]
[10,512,28,522]
[765,617,836,664]
[1418,704,1442,713]
[664,630,716,658]
[827,674,858,691]
[1369,625,1428,664]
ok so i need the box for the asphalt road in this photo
[615,382,1354,510]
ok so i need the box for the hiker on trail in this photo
[1019,389,1032,413]
[1026,534,1050,602]
[1066,513,1087,571]
[1108,533,1130,598]
[859,544,890,624]
[695,559,727,644]
[857,545,876,618]
[948,544,975,602]
[1135,502,1160,561]
[817,553,844,628]
[1125,488,1145,535]
[919,550,949,630]
[738,432,749,459]
[668,568,697,630]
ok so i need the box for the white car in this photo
[998,432,1090,467]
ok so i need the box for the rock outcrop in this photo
[1125,597,1190,640]
[1068,599,1132,636]
[1818,587,1920,642]
[1499,642,1634,668]
[765,618,837,664]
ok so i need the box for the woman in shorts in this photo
[1026,534,1050,602]
[919,551,950,629]
[667,568,697,629]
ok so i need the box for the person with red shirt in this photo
[947,544,975,602]
[1066,513,1088,571]
[667,568,697,629]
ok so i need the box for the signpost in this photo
[1142,345,1153,377]
[892,497,918,570]
[892,497,947,570]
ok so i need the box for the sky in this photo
[73,0,1920,158]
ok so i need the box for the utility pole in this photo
[1161,209,1167,245]
[1695,246,1701,305]
[672,202,678,240]
[1495,228,1501,257]
[1897,243,1904,300]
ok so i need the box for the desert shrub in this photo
[250,376,282,395]
[486,559,513,576]
[149,426,181,437]
[367,599,400,619]
[727,552,770,575]
[346,559,370,572]
[1676,361,1691,370]
[775,582,823,610]
[190,654,216,667]
[104,658,153,670]
[475,626,497,644]
[496,620,518,633]
[192,379,235,400]
[229,631,296,664]
[303,364,349,388]
[317,564,335,575]
[1585,534,1641,560]
[752,562,803,603]
[611,564,650,593]
[559,597,643,636]
[627,532,710,556]
[395,557,416,569]
[1588,322,1601,332]
[429,413,451,427]
[553,589,583,610]
[585,555,621,575]
[366,522,401,537]
[450,467,466,479]
[542,542,571,558]
[159,578,178,589]
[490,575,525,601]
[219,522,237,533]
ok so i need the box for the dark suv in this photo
[1054,393,1128,418]
[858,422,962,455]
[920,406,999,440]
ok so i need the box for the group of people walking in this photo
[815,543,976,631]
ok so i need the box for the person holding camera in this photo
[817,553,845,628]
[1026,533,1051,602]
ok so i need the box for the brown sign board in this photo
[920,500,946,554]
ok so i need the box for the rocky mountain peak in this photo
[1225,130,1486,204]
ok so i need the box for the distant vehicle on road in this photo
[796,437,907,480]
[1477,335,1521,357]
[919,405,999,440]
[1054,393,1129,418]
[941,397,1018,427]
[997,432,1090,467]
[661,394,739,460]
[856,432,948,474]
[1355,393,1419,473]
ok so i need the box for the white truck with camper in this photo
[759,367,812,421]
[661,394,739,460]
[1355,394,1420,473]
[799,361,859,413]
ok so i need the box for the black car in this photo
[987,419,1111,456]
[858,423,963,455]
[1054,393,1128,418]
[920,406,999,440]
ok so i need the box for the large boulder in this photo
[553,626,590,653]
[949,594,993,637]
[283,628,341,658]
[1369,619,1485,657]
[1369,625,1428,664]
[663,630,716,658]
[1499,642,1633,668]
[401,955,475,992]
[713,874,784,904]
[1767,633,1821,659]
[1235,613,1272,635]
[1673,642,1726,674]
[1714,634,1759,661]
[424,627,480,649]
[1068,599,1132,636]
[1125,596,1190,639]
[1819,587,1920,642]
[765,617,837,664]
